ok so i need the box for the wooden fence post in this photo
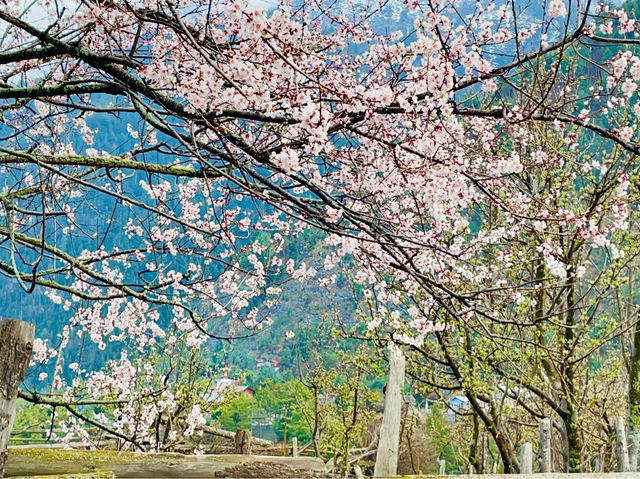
[373,351,405,477]
[0,318,34,477]
[234,429,252,454]
[438,458,446,475]
[594,456,603,473]
[629,430,638,472]
[520,442,533,474]
[615,416,630,472]
[537,418,551,473]
[292,436,298,457]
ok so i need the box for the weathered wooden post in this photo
[483,437,489,472]
[615,416,630,472]
[373,350,405,477]
[438,458,446,475]
[234,428,252,454]
[292,436,298,457]
[0,318,34,477]
[281,406,288,456]
[594,456,603,473]
[629,430,638,472]
[520,442,533,474]
[537,418,551,473]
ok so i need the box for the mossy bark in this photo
[565,405,581,473]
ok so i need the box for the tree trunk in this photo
[436,332,519,473]
[0,318,35,477]
[468,413,481,473]
[563,275,581,472]
[564,405,581,472]
[487,420,518,473]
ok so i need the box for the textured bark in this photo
[0,318,35,478]
[565,405,581,472]
[468,413,481,473]
[563,278,581,473]
[490,424,517,473]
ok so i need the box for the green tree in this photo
[214,395,257,431]
[254,379,312,443]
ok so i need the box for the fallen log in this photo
[199,426,272,447]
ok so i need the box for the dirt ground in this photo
[213,461,326,478]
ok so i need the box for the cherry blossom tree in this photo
[341,123,638,472]
[2,0,640,451]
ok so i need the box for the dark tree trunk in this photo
[469,413,481,473]
[629,316,640,470]
[563,277,581,472]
